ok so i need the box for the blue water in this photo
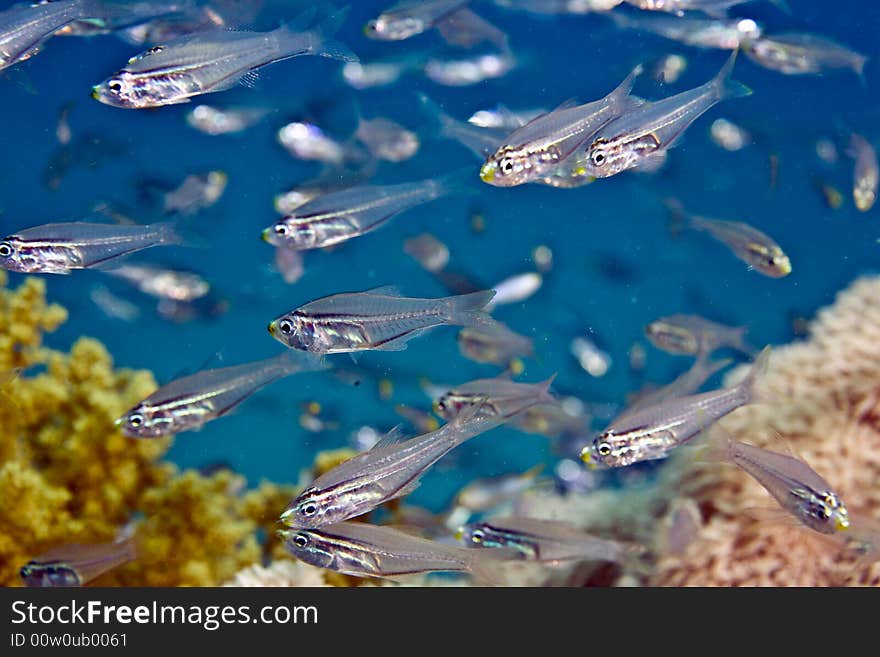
[2,0,878,513]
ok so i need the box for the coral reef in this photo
[652,275,880,586]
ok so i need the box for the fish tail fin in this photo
[854,54,869,89]
[713,50,752,101]
[273,8,358,63]
[693,426,735,466]
[466,550,513,587]
[430,167,478,198]
[443,290,496,328]
[736,345,772,404]
[534,373,558,406]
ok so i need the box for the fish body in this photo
[280,521,510,581]
[269,287,495,354]
[105,263,210,301]
[434,376,557,421]
[0,0,98,71]
[581,347,769,468]
[848,134,878,212]
[704,431,850,534]
[645,313,752,356]
[186,104,268,135]
[582,51,750,178]
[92,14,355,108]
[117,351,326,437]
[20,539,137,587]
[263,173,464,251]
[480,65,643,186]
[365,0,471,41]
[743,33,867,78]
[688,214,791,277]
[355,117,420,162]
[0,221,184,274]
[611,11,761,50]
[457,320,534,366]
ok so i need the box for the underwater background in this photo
[1,0,879,585]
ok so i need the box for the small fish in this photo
[262,171,469,251]
[457,320,534,366]
[512,399,588,438]
[269,286,495,354]
[701,429,850,534]
[709,118,751,151]
[645,313,753,357]
[163,170,227,215]
[423,49,517,86]
[479,64,643,186]
[434,376,557,421]
[277,121,349,165]
[90,284,141,321]
[0,221,186,275]
[468,106,544,130]
[687,213,791,278]
[404,233,450,273]
[114,2,231,46]
[610,11,762,50]
[742,33,867,79]
[581,51,750,179]
[20,538,137,587]
[355,117,420,162]
[847,133,878,212]
[117,351,326,437]
[581,346,770,469]
[342,58,415,89]
[570,336,612,377]
[366,0,506,50]
[104,263,210,302]
[280,521,513,582]
[457,516,642,566]
[487,272,542,309]
[186,104,269,136]
[92,12,356,108]
[0,0,100,71]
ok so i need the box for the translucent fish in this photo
[366,0,507,50]
[424,49,517,86]
[0,221,186,275]
[645,313,753,357]
[570,336,612,377]
[487,272,542,309]
[468,106,545,130]
[581,346,770,469]
[480,64,644,186]
[92,11,356,108]
[687,213,791,278]
[404,233,450,273]
[457,516,643,567]
[104,263,210,302]
[281,399,544,529]
[342,57,416,89]
[355,117,420,162]
[610,11,762,50]
[433,376,558,421]
[262,171,471,251]
[0,0,100,71]
[709,117,752,151]
[457,320,534,366]
[269,286,495,354]
[581,51,750,178]
[742,33,867,79]
[117,350,327,438]
[20,538,137,587]
[277,121,350,165]
[280,521,515,583]
[89,284,141,322]
[163,171,227,215]
[701,429,850,535]
[185,104,269,136]
[847,134,878,212]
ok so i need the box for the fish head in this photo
[116,403,172,439]
[279,488,338,529]
[744,243,792,278]
[580,431,629,470]
[92,71,142,108]
[645,321,700,355]
[480,148,537,187]
[278,528,335,569]
[364,15,425,41]
[262,220,293,247]
[92,69,193,109]
[0,237,24,272]
[585,134,659,179]
[19,561,80,587]
[268,312,314,351]
[433,392,467,420]
[794,489,850,534]
[455,522,489,547]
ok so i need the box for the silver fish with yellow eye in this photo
[847,133,878,212]
[433,376,557,421]
[701,430,850,534]
[479,64,643,187]
[687,213,791,278]
[579,50,750,179]
[581,346,769,469]
[268,286,495,355]
[0,0,100,71]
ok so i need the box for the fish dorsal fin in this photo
[370,424,410,450]
[364,284,402,296]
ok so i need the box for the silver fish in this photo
[468,106,544,130]
[581,51,750,178]
[423,49,517,86]
[92,13,355,108]
[0,221,185,275]
[404,233,450,273]
[581,346,769,469]
[105,263,210,301]
[702,430,850,534]
[269,286,495,354]
[280,521,513,582]
[0,0,99,71]
[281,401,540,529]
[457,516,641,566]
[624,0,781,17]
[20,538,137,587]
[645,313,753,356]
[487,272,542,309]
[277,121,349,165]
[610,11,762,50]
[355,117,420,162]
[433,376,557,421]
[366,0,506,50]
[848,133,878,212]
[163,170,227,215]
[58,0,198,37]
[688,213,791,278]
[185,104,269,136]
[743,32,868,79]
[709,117,752,151]
[457,320,534,366]
[262,172,468,251]
[479,64,643,186]
[342,57,415,89]
[117,351,326,438]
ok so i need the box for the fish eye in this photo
[108,79,123,93]
[591,149,607,167]
[301,501,318,517]
[293,534,309,548]
[815,506,829,520]
[127,413,144,428]
[273,224,289,237]
[471,529,484,544]
[500,158,514,174]
[278,318,294,335]
[597,442,612,456]
[0,242,12,258]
